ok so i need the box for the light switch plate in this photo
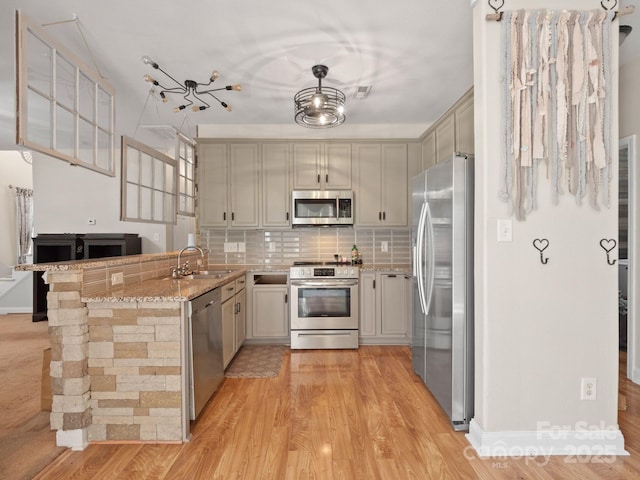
[497,219,513,242]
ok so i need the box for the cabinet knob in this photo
[325,174,329,183]
[317,174,321,184]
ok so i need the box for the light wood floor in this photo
[4,313,640,479]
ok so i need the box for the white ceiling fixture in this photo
[353,85,372,100]
[142,56,242,112]
[294,65,346,128]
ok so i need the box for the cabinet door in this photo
[455,92,474,155]
[198,143,228,227]
[324,143,351,189]
[436,114,455,163]
[252,285,289,337]
[229,144,260,228]
[380,274,409,337]
[222,298,235,368]
[234,288,246,352]
[292,143,322,189]
[359,273,377,337]
[262,143,291,227]
[422,130,436,171]
[354,144,383,226]
[380,144,408,226]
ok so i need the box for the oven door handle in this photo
[290,279,359,287]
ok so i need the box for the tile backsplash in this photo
[200,228,411,266]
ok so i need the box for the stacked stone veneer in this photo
[86,301,183,442]
[44,252,205,445]
[47,271,92,437]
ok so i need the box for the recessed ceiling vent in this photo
[353,85,372,100]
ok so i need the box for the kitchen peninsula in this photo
[17,251,246,450]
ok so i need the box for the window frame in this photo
[176,133,196,217]
[15,11,116,176]
[121,136,178,225]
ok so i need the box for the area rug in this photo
[225,345,287,378]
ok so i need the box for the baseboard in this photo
[465,419,628,457]
[0,307,33,315]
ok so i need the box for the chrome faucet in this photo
[173,245,205,278]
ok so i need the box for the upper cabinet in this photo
[420,87,474,170]
[354,143,408,227]
[198,143,228,228]
[454,92,474,156]
[198,142,260,228]
[262,143,291,228]
[292,143,351,190]
[435,115,455,163]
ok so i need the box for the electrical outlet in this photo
[111,272,124,286]
[497,219,513,242]
[153,233,160,241]
[381,241,388,252]
[224,242,238,253]
[581,377,597,400]
[237,242,246,253]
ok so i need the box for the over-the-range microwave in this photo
[291,190,354,227]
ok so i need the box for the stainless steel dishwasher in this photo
[188,288,223,420]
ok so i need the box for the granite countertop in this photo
[82,269,247,303]
[14,252,182,271]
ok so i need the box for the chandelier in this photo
[142,56,242,112]
[294,65,346,128]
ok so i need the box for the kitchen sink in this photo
[193,270,235,276]
[181,273,228,280]
[163,269,237,281]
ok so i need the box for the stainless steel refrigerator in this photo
[411,153,474,431]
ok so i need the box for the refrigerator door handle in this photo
[416,202,428,314]
[424,201,436,315]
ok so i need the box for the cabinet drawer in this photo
[235,276,246,292]
[221,281,236,303]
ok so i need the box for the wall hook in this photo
[488,0,505,14]
[532,238,550,265]
[600,0,618,12]
[599,239,617,265]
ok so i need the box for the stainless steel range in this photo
[289,262,359,349]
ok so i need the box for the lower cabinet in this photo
[246,273,290,341]
[222,277,247,368]
[360,271,412,344]
[252,285,289,338]
[234,288,246,352]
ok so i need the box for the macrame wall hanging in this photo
[499,6,617,220]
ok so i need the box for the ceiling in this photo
[2,0,639,141]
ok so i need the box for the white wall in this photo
[31,150,169,253]
[0,151,33,276]
[470,0,622,453]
